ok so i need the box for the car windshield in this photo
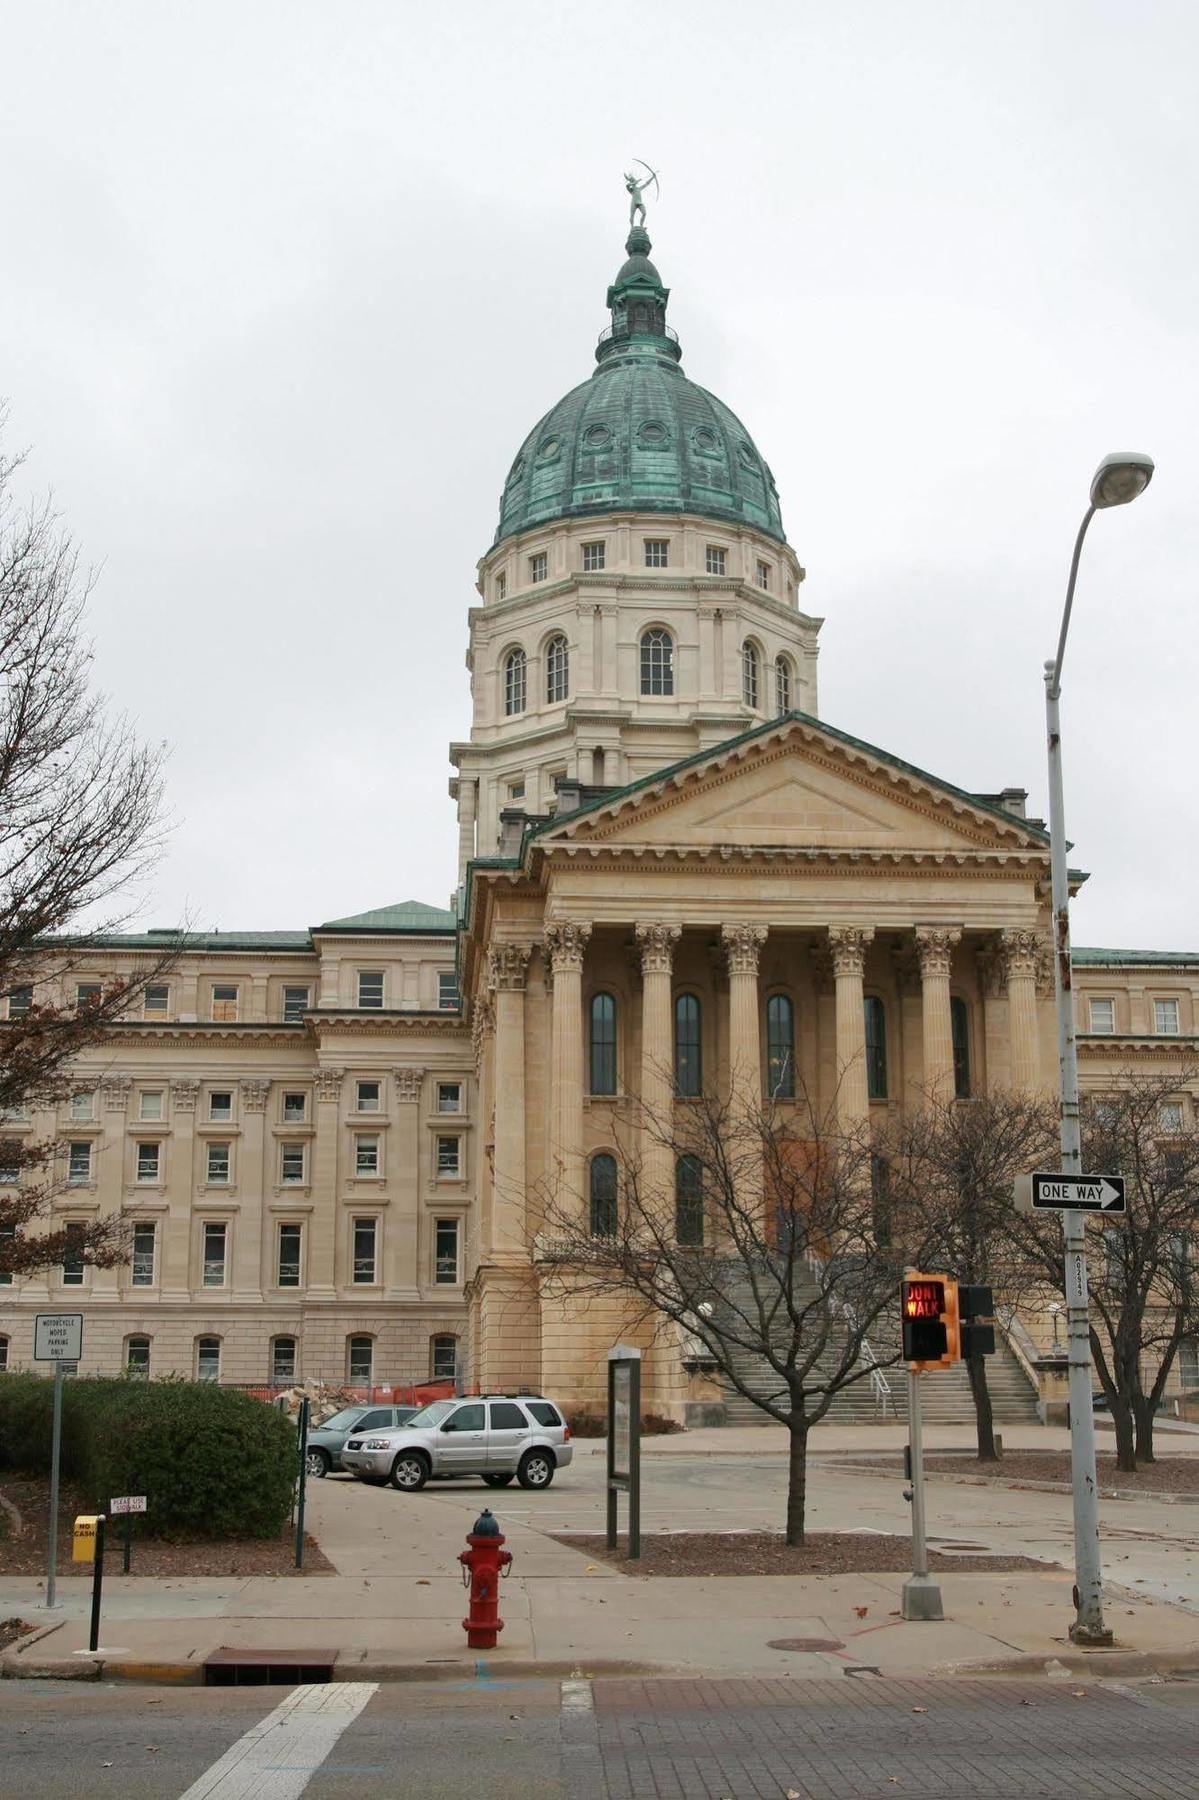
[403,1400,456,1429]
[318,1407,367,1433]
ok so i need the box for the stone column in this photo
[828,927,874,1130]
[456,779,478,885]
[1000,928,1042,1092]
[544,920,591,1210]
[389,1067,424,1299]
[721,924,768,1114]
[235,1078,269,1302]
[914,926,962,1105]
[489,944,532,1260]
[471,994,496,1262]
[635,923,681,1198]
[308,1067,342,1298]
[161,1078,194,1301]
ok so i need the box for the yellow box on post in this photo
[72,1515,101,1563]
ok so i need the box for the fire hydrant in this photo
[459,1507,512,1649]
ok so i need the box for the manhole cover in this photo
[767,1637,845,1653]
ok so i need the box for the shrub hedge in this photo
[0,1374,296,1539]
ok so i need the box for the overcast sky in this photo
[3,1,1195,948]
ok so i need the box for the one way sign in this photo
[1013,1171,1126,1216]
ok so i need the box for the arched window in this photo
[504,647,527,716]
[125,1335,150,1379]
[742,640,760,709]
[640,628,674,695]
[271,1336,297,1384]
[864,996,887,1101]
[674,993,702,1097]
[775,654,792,715]
[431,1334,458,1381]
[675,1155,704,1245]
[950,997,971,1098]
[766,993,795,1099]
[347,1334,373,1384]
[545,634,569,703]
[589,992,617,1096]
[589,1153,618,1238]
[196,1336,221,1383]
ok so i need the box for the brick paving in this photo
[573,1676,1199,1799]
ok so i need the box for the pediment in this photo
[540,717,1047,860]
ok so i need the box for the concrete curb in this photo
[1,1651,663,1685]
[818,1459,1197,1507]
[940,1648,1199,1681]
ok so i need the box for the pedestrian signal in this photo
[902,1273,960,1369]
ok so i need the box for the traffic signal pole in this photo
[901,1367,943,1621]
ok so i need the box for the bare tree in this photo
[883,1092,1058,1460]
[540,1085,905,1545]
[1,421,169,1277]
[1007,1071,1199,1471]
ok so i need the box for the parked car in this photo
[304,1404,419,1477]
[340,1394,572,1492]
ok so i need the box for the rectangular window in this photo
[435,1217,460,1284]
[62,1222,85,1286]
[206,1142,230,1185]
[280,1143,306,1185]
[431,1335,457,1380]
[0,1338,7,1367]
[196,1338,220,1382]
[756,558,771,589]
[582,541,606,572]
[495,571,506,601]
[283,1091,307,1122]
[438,972,460,1011]
[272,1338,297,1383]
[277,1223,302,1287]
[355,1134,380,1177]
[356,1080,381,1113]
[136,1141,161,1184]
[437,1082,462,1114]
[282,985,310,1023]
[202,1221,227,1287]
[644,539,668,568]
[211,983,239,1022]
[7,985,32,1018]
[352,1216,377,1283]
[1161,1102,1184,1133]
[437,1135,461,1179]
[529,551,547,583]
[507,779,525,801]
[705,545,726,575]
[70,1091,95,1122]
[143,984,169,1016]
[0,1142,21,1185]
[1089,998,1115,1034]
[126,1338,150,1378]
[348,1336,373,1382]
[139,1089,164,1121]
[358,970,384,1009]
[1155,998,1180,1035]
[75,982,102,1011]
[67,1141,92,1186]
[0,1222,15,1285]
[131,1222,156,1287]
[209,1090,233,1121]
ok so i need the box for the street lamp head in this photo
[1089,451,1154,510]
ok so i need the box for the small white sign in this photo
[33,1313,83,1362]
[109,1496,147,1515]
[1014,1172,1126,1215]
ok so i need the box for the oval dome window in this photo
[638,421,669,447]
[583,424,612,449]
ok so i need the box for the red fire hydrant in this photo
[459,1507,512,1649]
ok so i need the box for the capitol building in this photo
[2,208,1196,1418]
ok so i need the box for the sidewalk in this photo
[4,1453,1198,1686]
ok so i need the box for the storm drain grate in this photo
[203,1646,338,1686]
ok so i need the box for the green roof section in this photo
[314,899,457,935]
[494,225,785,548]
[82,929,313,952]
[1072,947,1199,966]
[532,710,1053,846]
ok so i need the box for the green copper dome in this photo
[493,226,785,547]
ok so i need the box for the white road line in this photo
[176,1681,378,1800]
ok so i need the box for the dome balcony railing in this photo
[597,323,680,348]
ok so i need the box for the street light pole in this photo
[1044,450,1153,1647]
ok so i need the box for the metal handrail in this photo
[806,1249,893,1417]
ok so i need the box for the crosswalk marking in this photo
[176,1681,378,1800]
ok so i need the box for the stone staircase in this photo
[717,1260,1040,1428]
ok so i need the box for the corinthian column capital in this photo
[487,942,532,992]
[721,921,768,978]
[914,925,962,979]
[998,927,1042,978]
[543,918,592,974]
[827,924,874,979]
[635,921,681,975]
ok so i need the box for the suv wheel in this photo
[390,1451,430,1492]
[305,1448,330,1479]
[482,1472,514,1488]
[517,1450,555,1491]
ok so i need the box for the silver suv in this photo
[340,1394,572,1493]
